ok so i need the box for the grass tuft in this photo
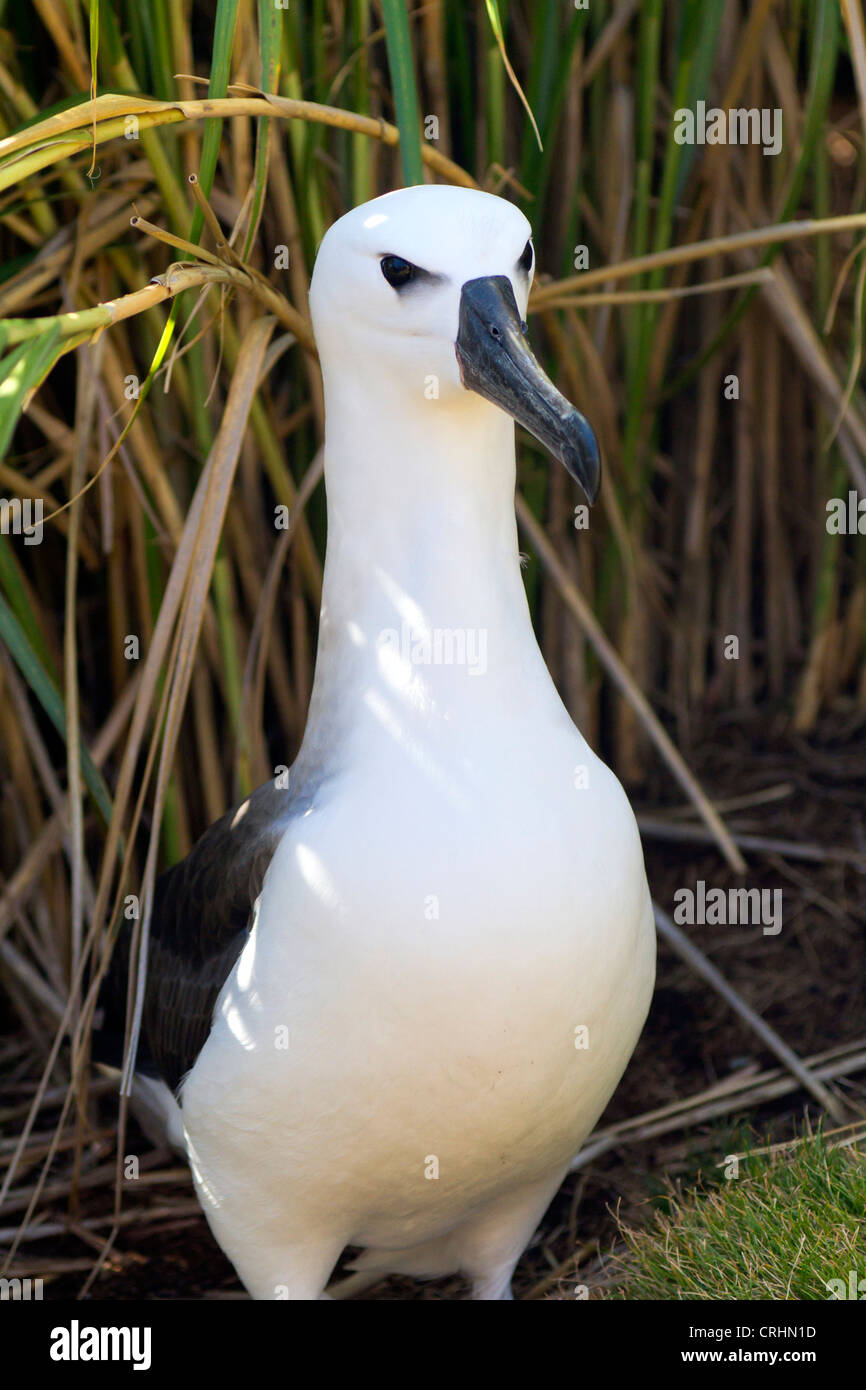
[603,1136,866,1301]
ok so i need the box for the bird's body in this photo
[183,676,653,1298]
[107,184,655,1299]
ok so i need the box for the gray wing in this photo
[98,779,295,1093]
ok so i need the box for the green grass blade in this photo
[0,326,64,461]
[0,537,58,683]
[662,0,841,400]
[87,0,99,176]
[242,0,283,259]
[188,0,241,244]
[485,0,541,152]
[523,4,590,215]
[381,0,424,186]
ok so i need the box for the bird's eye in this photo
[380,255,416,288]
[519,239,534,273]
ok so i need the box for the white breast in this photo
[181,714,654,1260]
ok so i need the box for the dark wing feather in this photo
[96,780,295,1093]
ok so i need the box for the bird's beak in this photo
[455,275,601,504]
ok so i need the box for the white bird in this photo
[101,184,656,1300]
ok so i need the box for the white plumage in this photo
[138,185,655,1300]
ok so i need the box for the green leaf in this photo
[381,0,424,186]
[0,325,66,462]
[485,0,542,152]
[242,0,283,259]
[189,0,241,245]
[87,0,100,176]
[0,535,59,684]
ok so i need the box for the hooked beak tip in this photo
[561,410,602,504]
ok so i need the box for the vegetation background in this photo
[0,0,863,1298]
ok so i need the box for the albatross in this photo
[101,184,656,1300]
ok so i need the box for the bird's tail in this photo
[95,1064,187,1155]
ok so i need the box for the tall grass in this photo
[0,0,863,1282]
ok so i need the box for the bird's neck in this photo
[322,375,528,615]
[294,377,557,775]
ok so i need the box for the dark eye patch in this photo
[519,240,534,273]
[379,255,445,292]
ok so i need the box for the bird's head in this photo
[309,184,600,504]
